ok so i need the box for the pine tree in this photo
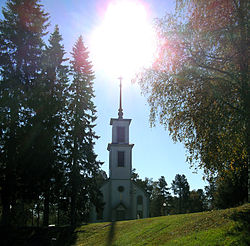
[171,174,190,214]
[150,176,171,216]
[66,36,101,225]
[0,0,49,226]
[189,189,206,213]
[36,25,69,226]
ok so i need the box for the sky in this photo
[0,0,207,190]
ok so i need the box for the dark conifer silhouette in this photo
[0,0,49,226]
[67,36,101,225]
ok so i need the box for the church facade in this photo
[90,80,149,222]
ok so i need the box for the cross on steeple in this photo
[118,76,123,119]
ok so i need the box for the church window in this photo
[118,186,124,192]
[137,195,143,205]
[117,127,125,142]
[117,151,125,167]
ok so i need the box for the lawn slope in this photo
[73,204,250,246]
[1,203,249,246]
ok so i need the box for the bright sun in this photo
[90,0,156,80]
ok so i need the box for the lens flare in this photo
[90,0,156,80]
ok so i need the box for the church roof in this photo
[110,118,131,125]
[107,143,134,150]
[114,202,127,210]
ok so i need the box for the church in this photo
[90,79,149,222]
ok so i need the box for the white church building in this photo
[90,79,149,222]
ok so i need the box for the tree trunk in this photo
[71,140,79,226]
[57,203,60,226]
[2,131,17,226]
[246,95,250,202]
[70,165,77,226]
[32,207,34,226]
[248,153,250,202]
[1,164,15,226]
[43,190,50,226]
[238,0,249,202]
[70,194,76,226]
[37,203,40,227]
[1,188,11,226]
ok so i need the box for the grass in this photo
[73,203,250,246]
[1,203,249,246]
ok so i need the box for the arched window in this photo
[137,195,143,205]
[137,195,143,219]
[117,151,125,167]
[117,127,125,142]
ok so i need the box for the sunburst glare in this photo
[90,0,156,81]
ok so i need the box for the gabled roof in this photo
[114,202,127,210]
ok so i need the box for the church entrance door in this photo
[116,209,125,221]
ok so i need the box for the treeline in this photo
[132,169,247,217]
[0,0,102,226]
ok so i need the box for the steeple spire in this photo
[118,77,123,119]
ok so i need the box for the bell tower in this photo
[105,77,134,220]
[107,77,134,179]
[90,77,149,222]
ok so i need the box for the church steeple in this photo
[107,78,134,180]
[90,77,149,222]
[118,77,123,119]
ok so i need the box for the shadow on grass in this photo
[228,206,250,245]
[106,221,116,246]
[0,225,77,246]
[51,226,77,246]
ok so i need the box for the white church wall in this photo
[109,146,133,179]
[111,119,131,144]
[132,182,150,219]
[90,180,149,222]
[110,179,131,210]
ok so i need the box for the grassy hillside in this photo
[2,203,249,246]
[72,204,249,246]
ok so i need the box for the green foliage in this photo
[0,1,102,226]
[132,170,205,216]
[38,24,69,226]
[205,163,248,209]
[150,176,171,217]
[189,189,206,213]
[0,0,49,225]
[136,0,249,198]
[171,174,190,213]
[66,36,101,225]
[131,169,154,197]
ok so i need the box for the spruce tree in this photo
[0,0,49,225]
[37,25,69,226]
[171,174,190,214]
[67,36,101,225]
